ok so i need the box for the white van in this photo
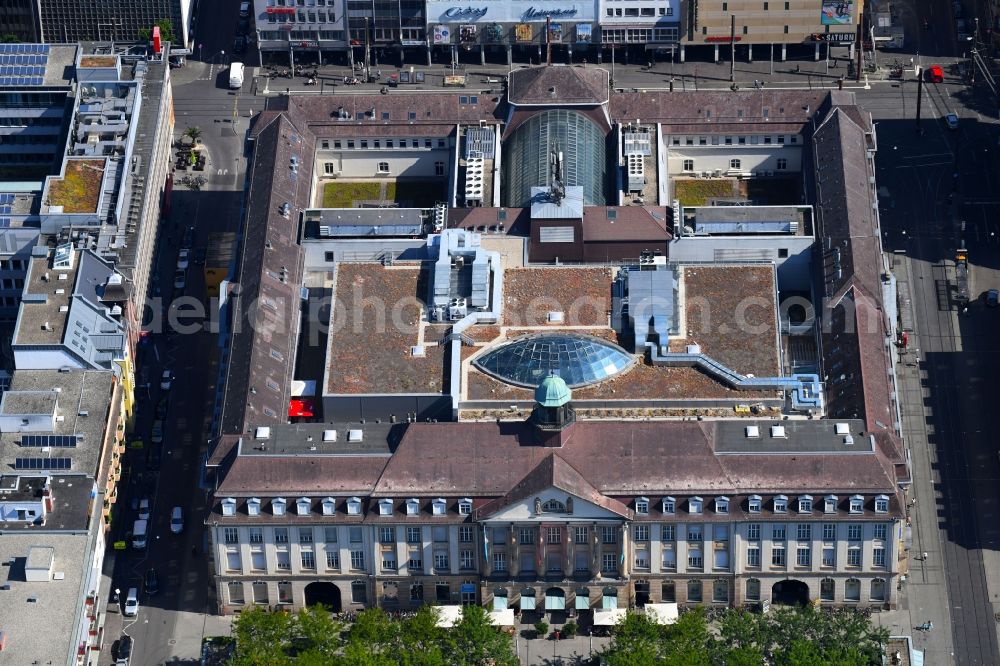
[229,62,245,90]
[132,519,148,550]
[123,588,139,616]
[239,1,250,16]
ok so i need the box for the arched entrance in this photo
[771,579,809,606]
[304,581,342,611]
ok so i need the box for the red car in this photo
[927,65,944,82]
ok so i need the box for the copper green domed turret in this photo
[535,373,572,408]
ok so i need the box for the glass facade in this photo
[474,333,634,388]
[503,109,607,207]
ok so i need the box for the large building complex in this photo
[204,65,909,620]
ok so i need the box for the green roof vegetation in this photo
[322,180,446,209]
[672,178,737,207]
[49,160,105,214]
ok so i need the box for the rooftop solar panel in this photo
[21,435,78,448]
[14,457,72,470]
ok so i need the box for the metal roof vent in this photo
[745,425,760,439]
[686,344,701,354]
[347,429,363,442]
[255,426,271,440]
[410,345,425,358]
[834,422,850,435]
[323,429,337,442]
[770,425,786,438]
[843,435,854,446]
[547,311,564,324]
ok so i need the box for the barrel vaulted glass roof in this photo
[474,333,634,388]
[503,109,607,208]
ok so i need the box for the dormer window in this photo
[662,497,676,514]
[432,498,446,516]
[322,497,336,516]
[824,494,838,514]
[221,497,236,516]
[849,495,864,514]
[689,496,703,514]
[636,497,649,514]
[247,497,261,516]
[458,498,473,516]
[773,495,788,513]
[272,497,286,516]
[715,496,729,514]
[748,495,762,513]
[347,497,362,515]
[874,494,889,514]
[379,499,394,516]
[798,495,813,514]
[406,498,420,516]
[541,499,566,513]
[296,497,311,516]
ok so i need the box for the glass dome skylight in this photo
[474,333,635,388]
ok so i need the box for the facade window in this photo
[874,524,887,541]
[682,159,694,172]
[221,498,236,516]
[776,158,788,170]
[278,582,293,605]
[712,580,728,603]
[349,527,363,543]
[823,523,836,541]
[824,495,838,513]
[822,547,835,567]
[249,528,263,544]
[661,581,676,602]
[687,525,703,542]
[747,546,761,567]
[434,551,449,570]
[796,546,811,567]
[459,526,473,543]
[272,498,286,516]
[662,497,676,514]
[433,526,448,543]
[661,548,676,569]
[844,578,861,601]
[352,581,367,604]
[771,545,786,566]
[601,526,617,544]
[408,551,423,571]
[772,525,786,541]
[847,524,862,541]
[849,495,864,513]
[602,553,617,574]
[432,498,446,515]
[228,581,245,605]
[730,158,741,170]
[715,497,729,514]
[575,526,589,544]
[688,547,703,569]
[297,498,311,516]
[871,579,886,601]
[636,497,649,514]
[410,583,424,601]
[493,551,507,572]
[274,528,289,544]
[276,549,291,570]
[347,497,362,515]
[689,497,703,514]
[661,524,675,542]
[324,162,336,175]
[875,495,889,513]
[406,498,420,516]
[458,499,473,515]
[634,525,650,542]
[351,550,366,570]
[796,524,811,541]
[298,528,313,544]
[326,551,341,570]
[774,496,788,513]
[224,527,239,544]
[687,580,702,602]
[377,161,390,174]
[546,527,562,544]
[519,527,536,545]
[634,550,650,570]
[383,551,397,571]
[226,548,242,571]
[873,546,886,568]
[713,525,729,542]
[321,498,335,516]
[746,578,761,601]
[748,495,761,513]
[798,496,813,513]
[301,551,316,569]
[323,527,338,544]
[820,578,835,601]
[847,546,862,567]
[747,524,761,541]
[379,499,393,516]
[379,527,395,544]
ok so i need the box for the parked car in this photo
[155,396,169,419]
[170,506,184,534]
[173,269,186,291]
[177,249,190,270]
[234,36,247,54]
[985,289,999,307]
[146,444,162,471]
[151,419,164,444]
[160,370,173,391]
[123,588,139,616]
[116,634,133,665]
[927,64,944,83]
[946,113,959,129]
[144,568,160,596]
[138,498,151,521]
[181,225,194,249]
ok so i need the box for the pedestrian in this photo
[832,59,838,69]
[922,551,928,561]
[795,64,801,73]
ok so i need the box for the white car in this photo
[160,370,173,391]
[123,588,139,617]
[176,249,190,270]
[946,113,959,129]
[138,498,151,521]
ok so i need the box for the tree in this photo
[0,34,19,44]
[138,19,175,42]
[293,605,344,657]
[602,611,664,666]
[443,605,518,666]
[184,126,203,143]
[231,606,294,666]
